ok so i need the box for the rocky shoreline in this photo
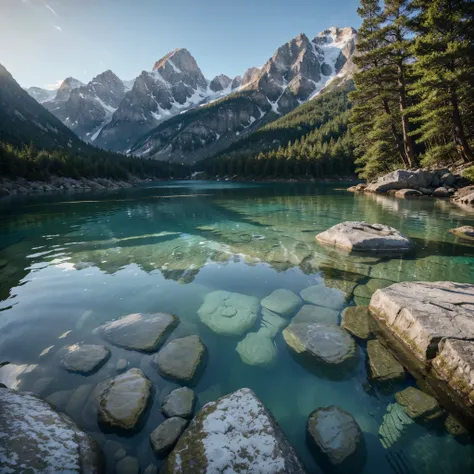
[0,176,158,197]
[348,168,474,206]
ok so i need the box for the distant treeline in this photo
[0,142,185,181]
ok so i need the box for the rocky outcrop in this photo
[210,74,232,92]
[369,281,474,414]
[0,387,102,473]
[96,312,178,352]
[98,368,151,430]
[153,335,206,383]
[316,221,413,253]
[25,86,56,103]
[452,185,474,205]
[162,388,307,473]
[283,322,356,365]
[60,343,111,375]
[307,406,363,467]
[198,290,259,336]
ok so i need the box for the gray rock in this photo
[0,388,101,473]
[341,306,373,340]
[316,221,412,253]
[116,359,128,372]
[114,448,127,461]
[162,387,196,419]
[367,339,405,382]
[365,169,434,193]
[260,308,288,337]
[283,322,356,365]
[441,173,455,187]
[293,304,340,324]
[449,225,474,241]
[153,335,205,383]
[394,387,443,422]
[162,388,307,473]
[150,417,188,455]
[96,312,178,352]
[307,406,363,466]
[98,368,151,430]
[394,188,423,198]
[300,284,346,310]
[433,186,454,197]
[261,289,302,317]
[198,290,259,336]
[419,187,433,195]
[144,464,158,474]
[116,456,139,474]
[60,344,110,374]
[236,331,277,366]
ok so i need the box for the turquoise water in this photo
[1,181,474,473]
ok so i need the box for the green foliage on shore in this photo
[351,0,474,179]
[0,142,184,181]
[201,84,355,179]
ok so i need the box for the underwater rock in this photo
[65,383,94,419]
[341,306,373,340]
[300,284,346,310]
[261,289,302,317]
[394,387,443,422]
[46,389,74,410]
[354,295,371,307]
[153,335,206,383]
[162,387,196,419]
[96,312,178,352]
[162,388,307,473]
[98,368,151,430]
[444,414,469,438]
[261,308,288,337]
[366,278,392,292]
[60,344,111,375]
[307,406,363,467]
[150,417,188,455]
[449,226,474,240]
[115,359,128,372]
[283,322,356,365]
[378,402,415,449]
[236,331,277,367]
[353,284,373,300]
[198,290,259,336]
[367,339,405,383]
[293,304,340,324]
[316,221,413,253]
[115,456,139,474]
[0,387,102,473]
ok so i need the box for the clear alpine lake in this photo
[1,180,474,473]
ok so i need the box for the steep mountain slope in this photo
[93,48,241,152]
[0,64,87,151]
[44,70,126,143]
[53,77,85,101]
[130,27,357,163]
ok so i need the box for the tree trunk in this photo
[382,99,409,167]
[397,65,417,168]
[450,88,474,163]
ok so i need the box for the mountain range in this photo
[22,26,357,164]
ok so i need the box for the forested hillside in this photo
[200,83,355,179]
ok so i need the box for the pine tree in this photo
[410,0,474,164]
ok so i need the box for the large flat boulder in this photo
[283,322,356,365]
[307,406,363,467]
[365,169,435,193]
[198,290,259,336]
[394,387,443,422]
[236,330,277,367]
[316,221,412,254]
[300,284,346,310]
[162,388,307,473]
[98,368,151,430]
[0,387,102,473]
[60,344,110,375]
[96,312,178,352]
[261,289,302,317]
[153,335,205,383]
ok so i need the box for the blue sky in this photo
[1,0,362,89]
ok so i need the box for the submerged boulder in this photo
[60,343,110,375]
[162,388,307,473]
[283,322,356,365]
[261,289,302,317]
[293,304,340,324]
[198,290,259,336]
[260,308,288,337]
[162,387,196,419]
[341,306,373,340]
[316,221,412,254]
[98,368,151,430]
[153,335,206,383]
[0,387,102,473]
[394,387,443,422]
[236,330,277,367]
[367,339,405,383]
[307,406,363,467]
[150,417,188,456]
[96,312,178,352]
[449,226,474,241]
[379,402,414,449]
[300,284,346,310]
